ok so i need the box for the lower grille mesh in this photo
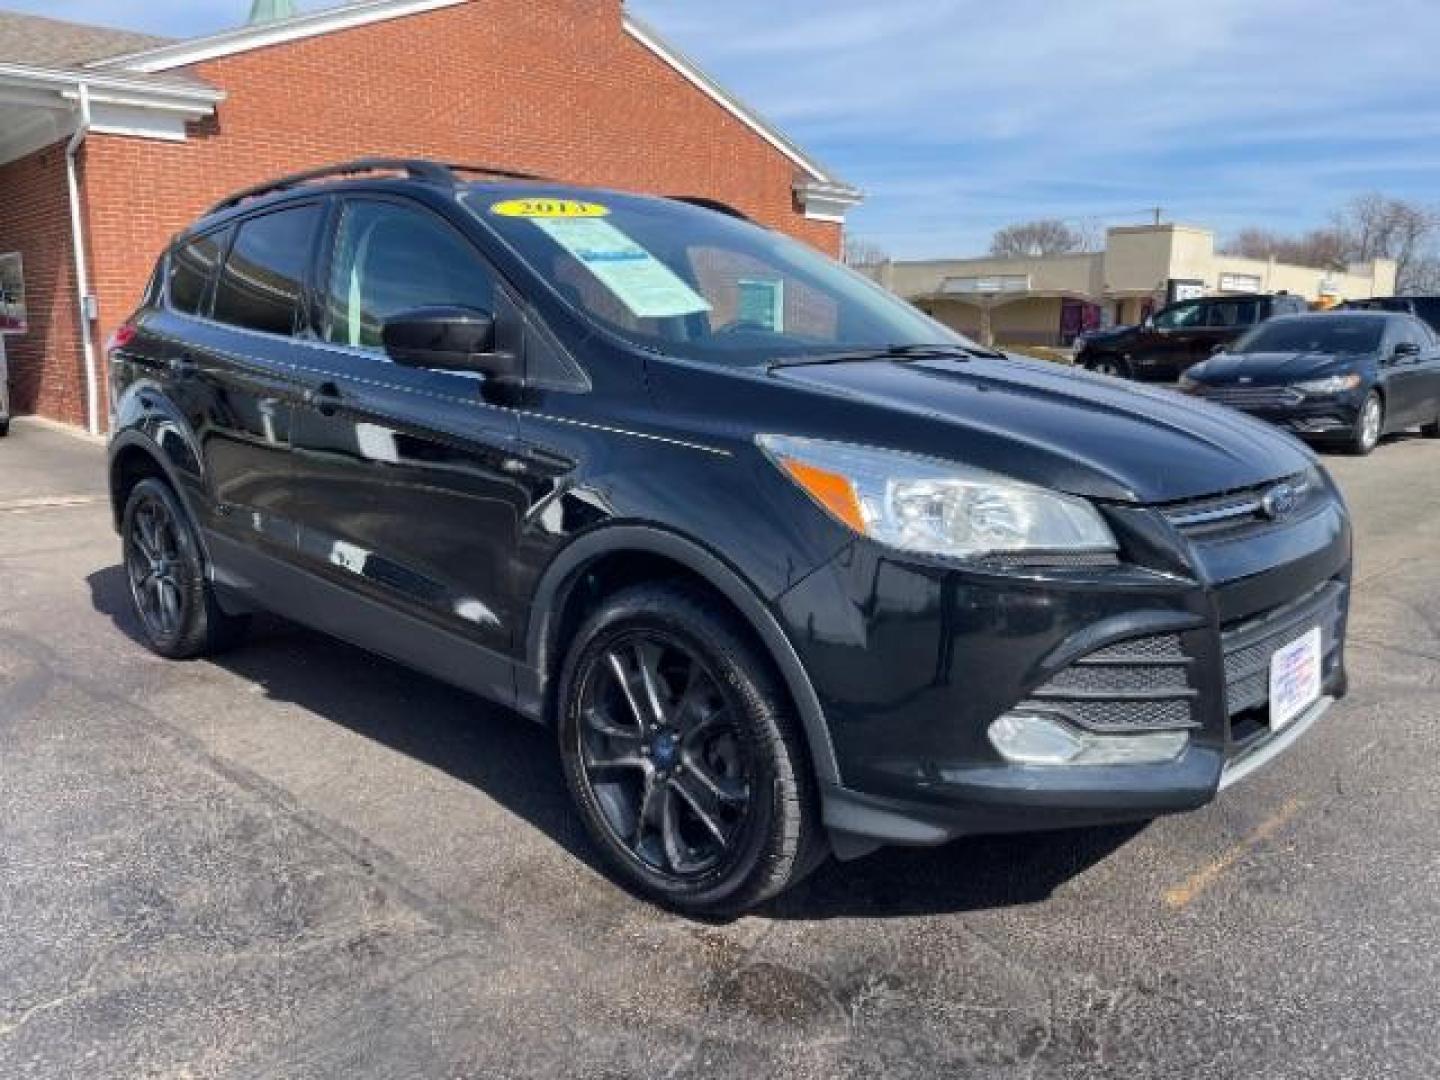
[1020,631,1197,733]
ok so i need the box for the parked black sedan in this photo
[1180,311,1440,455]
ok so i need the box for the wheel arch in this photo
[524,525,841,787]
[108,429,203,538]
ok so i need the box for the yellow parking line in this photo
[1164,796,1304,909]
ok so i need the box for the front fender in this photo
[520,522,842,788]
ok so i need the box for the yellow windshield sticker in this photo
[491,198,609,219]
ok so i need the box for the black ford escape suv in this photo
[108,160,1351,914]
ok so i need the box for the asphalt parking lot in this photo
[2,418,1438,1079]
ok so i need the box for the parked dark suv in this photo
[1340,295,1440,335]
[107,160,1352,914]
[1077,292,1309,382]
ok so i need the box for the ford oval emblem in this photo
[1261,482,1300,520]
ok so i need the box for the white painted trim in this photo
[89,103,191,142]
[0,62,223,107]
[0,65,220,163]
[795,179,864,224]
[89,0,469,73]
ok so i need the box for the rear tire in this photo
[556,583,823,915]
[1348,391,1383,456]
[1422,411,1440,438]
[0,419,9,437]
[121,478,248,659]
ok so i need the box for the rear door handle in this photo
[303,381,343,415]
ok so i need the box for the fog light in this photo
[988,713,1189,766]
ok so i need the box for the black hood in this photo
[1190,351,1373,383]
[765,354,1312,504]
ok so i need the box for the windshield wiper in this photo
[768,342,1002,370]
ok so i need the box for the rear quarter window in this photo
[167,230,229,317]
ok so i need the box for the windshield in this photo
[464,189,969,363]
[1230,316,1384,355]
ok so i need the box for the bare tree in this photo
[1221,226,1349,269]
[989,219,1089,258]
[843,235,890,268]
[1222,193,1440,293]
[1336,193,1438,292]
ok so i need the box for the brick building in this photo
[0,0,861,431]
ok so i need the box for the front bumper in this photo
[775,479,1352,854]
[1194,388,1366,438]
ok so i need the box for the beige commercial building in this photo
[865,224,1398,347]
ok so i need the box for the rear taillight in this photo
[107,323,138,354]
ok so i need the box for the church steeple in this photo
[248,0,298,25]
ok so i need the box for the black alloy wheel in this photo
[558,584,821,915]
[578,632,752,878]
[126,489,187,642]
[121,478,247,658]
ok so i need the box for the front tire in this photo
[121,478,248,658]
[557,583,822,915]
[1349,391,1383,456]
[1085,354,1130,379]
[1422,410,1440,439]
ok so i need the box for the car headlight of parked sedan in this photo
[757,435,1117,559]
[1294,373,1363,396]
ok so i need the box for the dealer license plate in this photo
[1269,627,1322,731]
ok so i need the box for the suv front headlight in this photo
[757,435,1117,559]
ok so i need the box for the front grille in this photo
[1201,385,1305,409]
[1159,470,1328,540]
[1018,631,1198,732]
[1221,580,1346,721]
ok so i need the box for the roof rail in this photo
[205,158,552,215]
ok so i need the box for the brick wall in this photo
[0,143,88,426]
[79,0,843,428]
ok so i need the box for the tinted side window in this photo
[213,205,323,336]
[168,230,229,316]
[324,200,494,349]
[1153,301,1205,329]
[1207,300,1258,328]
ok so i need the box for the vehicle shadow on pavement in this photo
[86,565,604,877]
[89,563,1145,920]
[763,822,1144,920]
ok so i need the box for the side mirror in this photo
[382,306,520,382]
[1143,314,1156,330]
[1210,342,1226,356]
[1393,341,1422,362]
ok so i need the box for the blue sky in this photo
[15,0,1440,257]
